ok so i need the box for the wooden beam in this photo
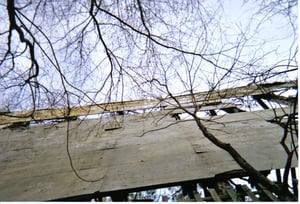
[0,80,296,125]
[162,195,169,202]
[176,194,185,202]
[193,191,203,201]
[208,188,222,201]
[241,185,259,201]
[224,185,238,201]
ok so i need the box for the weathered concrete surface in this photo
[0,108,297,200]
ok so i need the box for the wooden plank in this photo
[0,80,295,125]
[241,185,259,201]
[208,188,222,201]
[177,194,185,202]
[173,81,296,105]
[224,185,238,201]
[0,99,160,125]
[162,195,169,202]
[193,190,203,201]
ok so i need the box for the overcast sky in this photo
[0,0,297,111]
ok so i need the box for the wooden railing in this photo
[0,80,296,125]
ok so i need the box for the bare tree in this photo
[0,0,297,200]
